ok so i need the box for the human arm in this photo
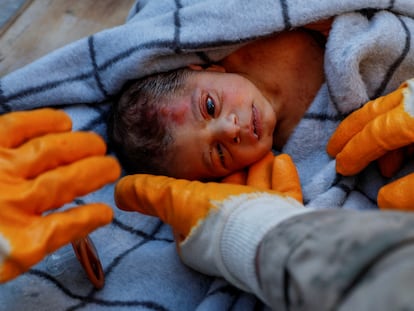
[114,152,310,303]
[0,108,121,283]
[327,78,414,211]
[114,150,414,310]
[257,208,414,310]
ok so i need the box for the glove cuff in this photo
[220,194,311,301]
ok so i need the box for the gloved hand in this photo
[327,78,414,211]
[115,152,308,296]
[0,108,121,283]
[221,152,303,203]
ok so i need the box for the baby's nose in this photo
[222,114,240,144]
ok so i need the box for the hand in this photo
[221,152,303,203]
[114,152,305,286]
[327,78,414,210]
[0,108,121,283]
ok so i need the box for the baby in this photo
[108,23,329,180]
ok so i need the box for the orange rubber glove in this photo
[115,152,309,298]
[327,78,414,211]
[221,152,303,203]
[0,108,121,283]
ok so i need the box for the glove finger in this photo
[10,131,107,179]
[327,87,404,157]
[0,109,71,148]
[221,170,247,185]
[115,174,162,217]
[115,174,257,238]
[26,156,120,214]
[377,148,405,178]
[335,103,414,175]
[0,203,113,283]
[115,174,207,239]
[271,154,303,203]
[40,203,113,250]
[246,152,274,189]
[378,174,414,211]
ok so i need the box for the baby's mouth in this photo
[252,105,262,140]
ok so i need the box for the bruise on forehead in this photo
[160,101,190,126]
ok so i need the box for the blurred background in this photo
[0,0,135,76]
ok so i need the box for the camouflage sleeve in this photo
[256,209,414,310]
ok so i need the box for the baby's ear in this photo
[188,64,226,73]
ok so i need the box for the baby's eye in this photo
[206,96,215,117]
[217,143,225,166]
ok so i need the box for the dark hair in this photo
[107,68,193,175]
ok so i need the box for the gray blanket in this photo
[1,1,414,310]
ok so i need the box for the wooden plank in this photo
[0,0,136,76]
[0,0,34,36]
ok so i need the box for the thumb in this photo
[378,174,414,211]
[246,152,274,189]
[0,203,113,282]
[271,154,303,203]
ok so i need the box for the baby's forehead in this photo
[160,95,192,126]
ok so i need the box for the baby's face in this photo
[163,70,276,180]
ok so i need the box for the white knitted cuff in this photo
[220,194,312,302]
